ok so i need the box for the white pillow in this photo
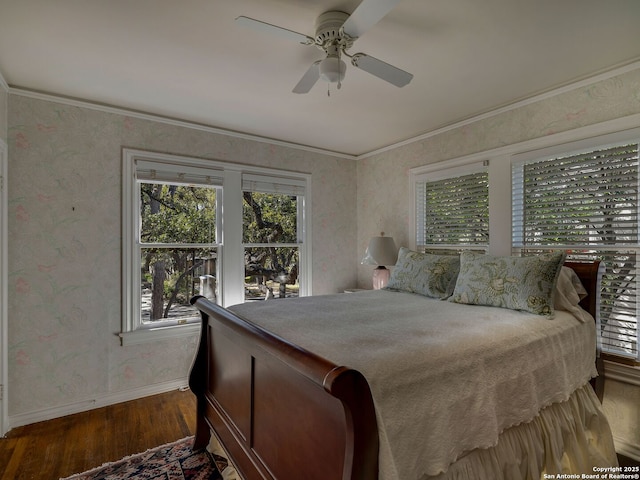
[554,266,589,322]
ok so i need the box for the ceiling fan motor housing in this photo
[314,11,353,48]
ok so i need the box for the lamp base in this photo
[372,266,391,290]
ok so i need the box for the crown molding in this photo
[7,87,358,161]
[6,58,640,161]
[359,58,640,159]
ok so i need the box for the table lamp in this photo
[361,232,398,289]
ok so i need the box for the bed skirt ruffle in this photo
[428,383,618,480]
[205,383,617,480]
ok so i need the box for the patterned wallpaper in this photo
[357,68,640,287]
[7,95,357,416]
[356,66,640,456]
[6,65,640,455]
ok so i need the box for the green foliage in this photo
[242,192,300,299]
[141,184,217,244]
[140,183,218,320]
[242,192,297,243]
[140,185,300,318]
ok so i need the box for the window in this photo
[411,124,640,365]
[414,163,489,253]
[139,183,219,323]
[242,173,305,301]
[122,150,311,345]
[513,141,640,362]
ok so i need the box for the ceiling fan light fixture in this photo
[319,56,346,83]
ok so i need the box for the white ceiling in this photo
[1,0,640,157]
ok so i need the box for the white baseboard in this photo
[604,360,640,387]
[614,435,640,462]
[7,377,189,431]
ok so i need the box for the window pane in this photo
[140,183,217,244]
[243,191,298,243]
[419,171,489,246]
[141,247,218,323]
[244,247,299,301]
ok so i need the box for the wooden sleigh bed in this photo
[188,257,617,480]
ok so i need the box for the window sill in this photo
[603,360,640,387]
[119,322,201,346]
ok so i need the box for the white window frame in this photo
[121,149,312,345]
[410,117,640,364]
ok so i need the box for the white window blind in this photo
[513,142,640,361]
[415,165,489,250]
[242,173,306,196]
[135,159,224,186]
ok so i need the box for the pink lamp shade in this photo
[361,234,398,289]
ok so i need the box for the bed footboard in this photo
[188,295,379,480]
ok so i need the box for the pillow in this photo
[384,247,460,299]
[449,251,566,316]
[554,266,589,322]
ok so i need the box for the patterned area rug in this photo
[60,436,227,480]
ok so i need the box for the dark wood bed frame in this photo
[188,261,604,480]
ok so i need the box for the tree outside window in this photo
[139,183,218,323]
[122,149,312,344]
[243,191,300,301]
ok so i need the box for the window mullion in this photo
[222,169,245,307]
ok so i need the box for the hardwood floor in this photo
[0,388,197,480]
[1,387,637,479]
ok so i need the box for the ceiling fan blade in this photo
[235,16,315,45]
[351,53,413,87]
[341,0,403,38]
[293,61,322,94]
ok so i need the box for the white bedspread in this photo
[229,289,597,479]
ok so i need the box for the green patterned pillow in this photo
[384,248,460,299]
[449,251,566,316]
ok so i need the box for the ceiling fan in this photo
[236,0,413,94]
